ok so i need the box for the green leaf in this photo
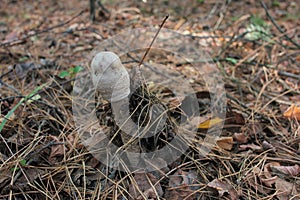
[19,56,29,62]
[59,70,70,78]
[72,65,83,74]
[10,159,27,172]
[272,0,280,7]
[10,166,19,172]
[30,35,38,42]
[245,23,271,41]
[20,159,27,166]
[250,15,266,27]
[225,57,238,65]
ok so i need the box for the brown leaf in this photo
[241,122,263,137]
[283,104,300,121]
[264,162,280,179]
[165,169,200,200]
[3,31,19,43]
[207,179,238,200]
[239,143,262,151]
[128,172,163,200]
[262,141,276,152]
[225,110,245,125]
[244,167,272,195]
[233,132,249,143]
[49,136,64,160]
[271,164,300,177]
[0,168,11,189]
[216,137,234,150]
[260,162,280,187]
[275,178,299,200]
[260,176,278,188]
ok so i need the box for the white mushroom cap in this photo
[91,52,130,102]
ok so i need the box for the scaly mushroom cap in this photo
[91,52,130,102]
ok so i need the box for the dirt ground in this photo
[0,0,300,199]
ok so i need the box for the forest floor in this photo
[0,0,300,199]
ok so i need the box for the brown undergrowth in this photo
[0,0,299,199]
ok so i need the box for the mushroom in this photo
[91,51,141,166]
[91,52,167,168]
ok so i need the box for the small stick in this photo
[131,15,169,92]
[138,15,169,67]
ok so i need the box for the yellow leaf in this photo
[198,117,223,129]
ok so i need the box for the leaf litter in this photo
[0,0,300,199]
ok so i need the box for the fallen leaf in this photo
[128,172,163,200]
[262,140,276,152]
[0,168,11,189]
[260,176,278,188]
[233,132,249,143]
[49,136,64,163]
[198,117,223,129]
[207,179,238,200]
[283,104,300,121]
[244,167,273,195]
[3,31,19,43]
[216,137,234,150]
[239,143,262,151]
[271,164,300,177]
[275,178,299,200]
[261,162,280,187]
[241,122,263,137]
[225,111,245,125]
[165,169,200,200]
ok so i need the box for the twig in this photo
[260,1,300,49]
[138,15,169,67]
[0,10,84,48]
[0,79,21,95]
[278,71,300,80]
[96,0,110,15]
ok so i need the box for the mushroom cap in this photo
[91,52,130,102]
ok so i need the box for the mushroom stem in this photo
[111,98,141,166]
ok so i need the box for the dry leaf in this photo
[0,168,11,189]
[198,117,223,129]
[239,143,262,151]
[128,172,163,200]
[283,104,300,121]
[49,136,64,161]
[271,164,300,177]
[225,111,245,125]
[165,169,200,200]
[244,167,273,195]
[264,162,280,178]
[260,162,280,187]
[216,137,234,150]
[275,178,299,200]
[233,132,248,143]
[207,179,238,200]
[260,176,278,188]
[262,140,276,152]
